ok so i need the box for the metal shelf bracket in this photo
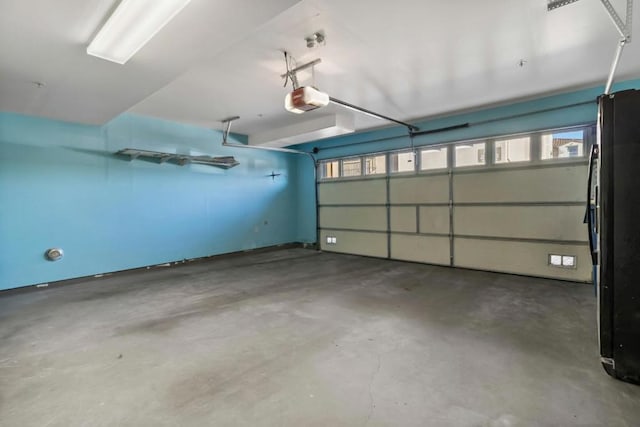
[117,148,239,169]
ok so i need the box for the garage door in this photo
[318,126,592,282]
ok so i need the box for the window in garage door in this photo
[420,147,448,170]
[365,154,386,175]
[541,129,584,160]
[494,136,530,164]
[391,150,416,173]
[455,142,486,167]
[342,157,362,177]
[321,160,340,179]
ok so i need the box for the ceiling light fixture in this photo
[87,0,192,64]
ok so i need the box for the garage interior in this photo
[1,0,640,425]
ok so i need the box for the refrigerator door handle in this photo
[585,143,599,266]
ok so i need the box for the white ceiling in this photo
[1,0,639,144]
[0,0,301,124]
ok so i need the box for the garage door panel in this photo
[390,175,449,204]
[319,206,386,231]
[454,205,587,242]
[319,180,386,205]
[391,234,450,265]
[318,155,591,282]
[390,207,416,232]
[320,229,387,258]
[454,165,587,203]
[454,238,590,281]
[419,206,450,234]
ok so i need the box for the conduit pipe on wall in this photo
[219,116,320,248]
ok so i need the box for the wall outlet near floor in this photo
[549,254,576,269]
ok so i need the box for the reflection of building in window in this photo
[391,151,415,173]
[541,131,584,160]
[477,148,485,163]
[420,147,447,170]
[342,158,362,177]
[456,142,486,167]
[321,160,339,178]
[551,138,581,157]
[365,155,386,175]
[495,137,530,163]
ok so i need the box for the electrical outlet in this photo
[549,253,576,269]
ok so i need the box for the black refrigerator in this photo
[590,89,640,384]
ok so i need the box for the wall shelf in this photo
[117,148,239,169]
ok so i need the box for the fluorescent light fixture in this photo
[423,148,443,153]
[455,144,472,149]
[87,0,192,64]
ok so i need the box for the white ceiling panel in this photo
[131,0,640,141]
[1,0,639,141]
[0,0,302,124]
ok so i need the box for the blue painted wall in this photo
[3,79,640,291]
[0,113,316,290]
[292,80,640,158]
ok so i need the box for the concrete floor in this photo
[1,249,639,426]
